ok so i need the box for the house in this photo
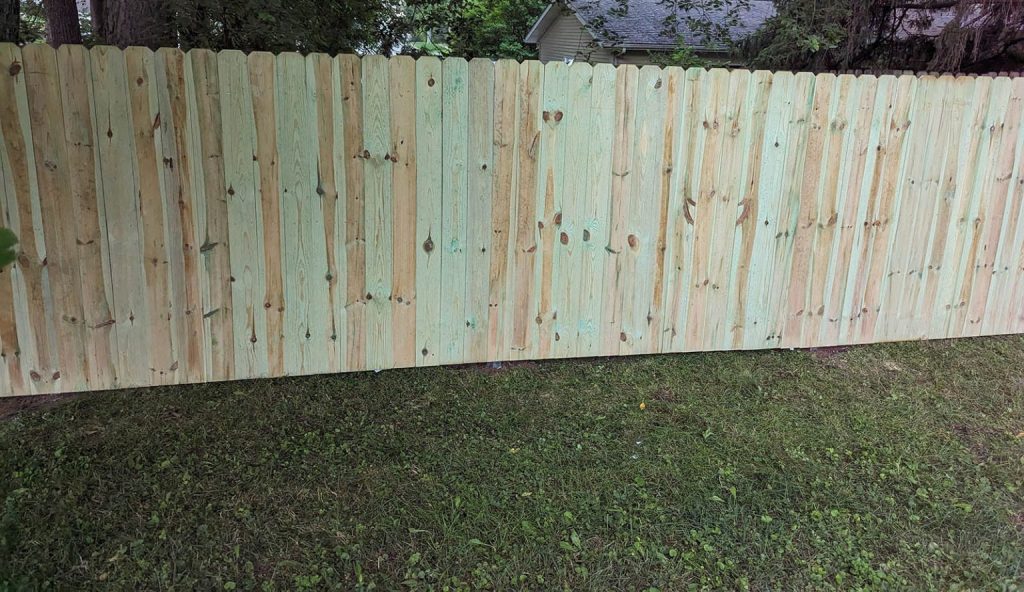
[524,0,776,66]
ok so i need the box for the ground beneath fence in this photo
[2,336,1023,589]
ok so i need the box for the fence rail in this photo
[1,43,1022,397]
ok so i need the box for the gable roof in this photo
[525,0,777,52]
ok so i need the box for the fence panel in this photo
[1,43,1022,397]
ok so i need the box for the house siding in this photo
[536,9,617,64]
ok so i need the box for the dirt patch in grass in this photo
[0,392,80,420]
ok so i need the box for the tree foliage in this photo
[747,0,1024,72]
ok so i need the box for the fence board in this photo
[2,45,1023,397]
[465,58,494,363]
[414,57,442,366]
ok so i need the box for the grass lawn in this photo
[1,337,1023,591]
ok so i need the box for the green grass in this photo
[2,337,1023,591]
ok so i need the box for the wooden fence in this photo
[1,43,1022,397]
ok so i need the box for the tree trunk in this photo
[90,0,174,48]
[44,0,82,47]
[0,0,18,43]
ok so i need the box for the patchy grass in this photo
[2,337,1024,591]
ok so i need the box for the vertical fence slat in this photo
[309,52,343,371]
[510,60,542,360]
[414,56,442,367]
[487,59,519,362]
[964,77,1019,336]
[464,58,494,364]
[726,70,773,350]
[620,65,667,355]
[577,63,616,358]
[662,67,703,352]
[187,49,234,381]
[601,64,637,355]
[1,43,58,394]
[23,44,86,392]
[533,61,568,359]
[247,52,284,376]
[92,45,151,388]
[440,57,469,365]
[154,48,203,383]
[551,61,592,359]
[389,56,417,368]
[125,47,178,384]
[857,75,916,343]
[362,54,394,371]
[984,79,1024,335]
[219,49,266,378]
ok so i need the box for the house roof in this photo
[524,0,777,52]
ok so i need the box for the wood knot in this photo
[227,186,235,196]
[582,229,591,242]
[427,77,435,87]
[365,292,373,301]
[136,76,144,86]
[619,332,627,342]
[554,212,562,226]
[559,232,569,245]
[421,348,429,356]
[362,149,371,159]
[537,220,544,230]
[423,236,434,253]
[8,60,21,76]
[654,78,662,89]
[554,111,563,122]
[627,234,639,250]
[543,110,550,122]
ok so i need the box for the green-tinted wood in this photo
[982,78,1024,335]
[741,71,798,349]
[576,63,616,357]
[601,64,638,355]
[309,53,344,371]
[154,47,204,383]
[92,45,150,388]
[487,59,519,361]
[361,55,394,371]
[22,44,87,392]
[219,50,267,378]
[724,70,773,350]
[124,47,178,385]
[662,67,704,352]
[551,61,593,359]
[962,77,1018,336]
[276,52,330,374]
[1,43,57,394]
[619,65,667,355]
[339,54,365,372]
[464,58,494,363]
[532,61,568,359]
[440,58,469,365]
[389,56,417,368]
[187,49,234,381]
[510,60,542,359]
[414,57,442,366]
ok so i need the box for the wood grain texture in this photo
[3,47,1024,397]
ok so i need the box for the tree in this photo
[43,0,81,46]
[91,0,175,48]
[0,0,17,42]
[747,0,1024,72]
